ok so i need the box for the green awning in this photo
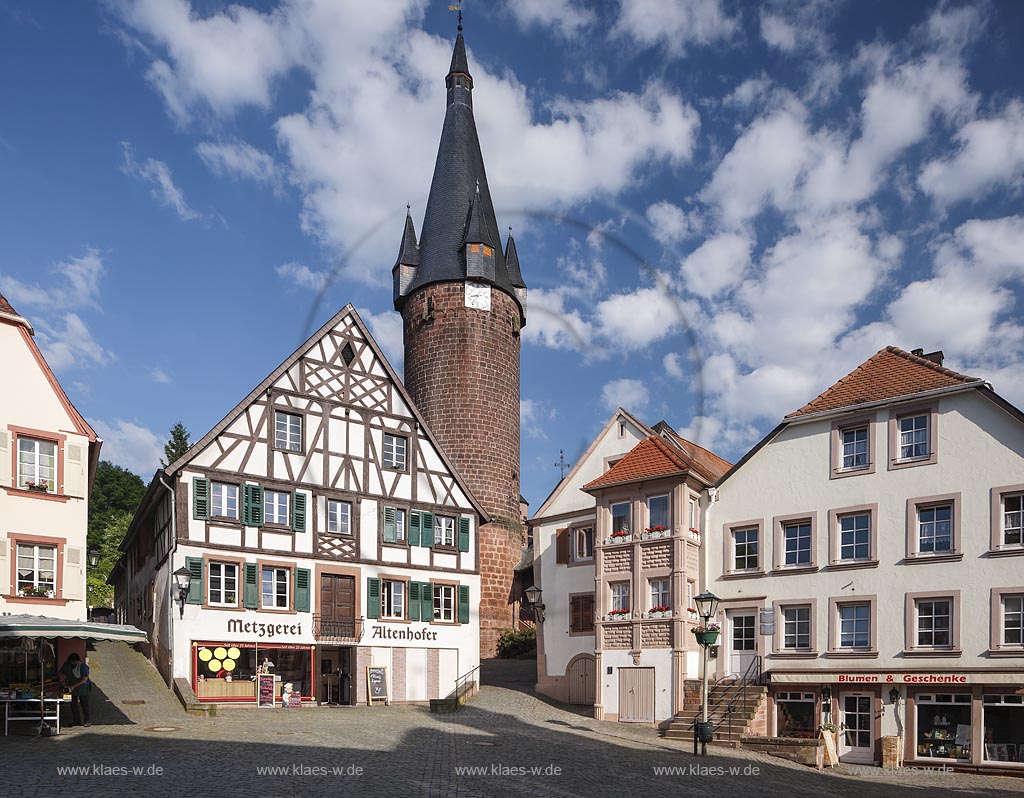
[0,614,147,644]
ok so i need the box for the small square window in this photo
[383,433,407,470]
[261,566,289,609]
[434,516,455,547]
[433,584,455,622]
[274,411,302,452]
[327,499,351,535]
[899,414,930,460]
[573,527,594,561]
[208,562,238,606]
[211,482,240,520]
[841,427,869,470]
[917,599,952,647]
[381,579,405,619]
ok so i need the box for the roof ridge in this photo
[884,345,977,382]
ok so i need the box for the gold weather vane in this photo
[448,2,463,31]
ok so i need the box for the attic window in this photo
[483,246,493,257]
[342,343,355,366]
[470,244,480,254]
[618,423,626,438]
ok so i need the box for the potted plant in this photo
[642,525,669,539]
[25,479,49,493]
[687,607,699,621]
[606,529,631,545]
[604,608,631,621]
[646,604,671,618]
[688,526,701,539]
[691,620,721,646]
[19,585,50,598]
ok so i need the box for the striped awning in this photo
[0,614,147,643]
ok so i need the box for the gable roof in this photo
[785,346,982,419]
[0,290,16,316]
[530,407,652,519]
[165,304,488,521]
[583,435,690,490]
[654,422,732,483]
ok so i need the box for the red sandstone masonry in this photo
[392,647,406,702]
[356,646,371,705]
[428,648,440,699]
[403,284,524,658]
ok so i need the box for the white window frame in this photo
[211,482,240,520]
[783,606,811,650]
[899,414,930,461]
[918,504,953,554]
[15,543,57,594]
[433,584,455,623]
[649,578,670,609]
[733,527,759,571]
[1004,595,1023,646]
[783,521,811,566]
[208,562,238,606]
[261,566,290,609]
[839,513,871,561]
[434,516,455,547]
[327,499,352,535]
[647,494,669,529]
[265,490,290,526]
[274,410,302,452]
[610,502,630,535]
[381,579,405,619]
[383,433,407,471]
[841,426,869,470]
[688,499,697,529]
[17,436,57,492]
[611,582,630,613]
[839,603,871,649]
[573,526,594,562]
[1002,494,1023,546]
[916,598,952,648]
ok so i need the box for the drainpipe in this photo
[701,487,719,597]
[158,471,176,689]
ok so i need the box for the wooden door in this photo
[320,575,355,635]
[567,656,595,705]
[618,667,655,723]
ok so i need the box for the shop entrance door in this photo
[839,693,874,763]
[319,647,354,705]
[727,611,756,679]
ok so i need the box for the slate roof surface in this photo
[786,346,980,418]
[395,210,420,267]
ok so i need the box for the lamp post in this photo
[693,590,720,756]
[523,585,545,623]
[172,566,192,620]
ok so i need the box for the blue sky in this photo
[1,0,1023,508]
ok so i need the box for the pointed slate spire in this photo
[504,227,525,289]
[392,205,421,303]
[396,29,526,325]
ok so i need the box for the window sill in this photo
[258,606,296,615]
[770,651,818,659]
[4,595,69,605]
[771,565,818,575]
[376,617,411,624]
[824,650,879,659]
[381,541,409,548]
[826,559,879,571]
[568,630,596,637]
[721,570,766,580]
[985,648,1024,658]
[202,604,242,611]
[831,466,873,480]
[263,523,294,532]
[888,456,936,471]
[432,544,458,553]
[902,552,963,564]
[901,649,962,658]
[208,517,243,526]
[2,486,70,503]
[986,547,1024,558]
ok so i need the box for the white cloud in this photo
[275,261,328,292]
[502,0,594,38]
[358,307,404,368]
[663,352,684,380]
[521,288,593,351]
[615,0,738,55]
[918,101,1024,206]
[151,367,171,384]
[646,201,702,245]
[92,418,164,477]
[36,313,114,371]
[121,141,200,221]
[758,0,835,56]
[594,284,696,351]
[601,378,649,413]
[679,232,751,299]
[0,249,105,310]
[520,398,557,439]
[197,139,281,188]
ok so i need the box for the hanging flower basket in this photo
[691,621,721,646]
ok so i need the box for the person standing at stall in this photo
[59,653,91,727]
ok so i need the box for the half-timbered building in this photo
[114,305,486,705]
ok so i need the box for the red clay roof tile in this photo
[786,346,979,418]
[583,436,688,490]
[0,291,16,316]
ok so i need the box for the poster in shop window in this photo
[367,666,389,706]
[257,673,276,707]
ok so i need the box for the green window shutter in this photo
[185,557,203,604]
[295,568,310,613]
[243,563,259,609]
[458,584,470,624]
[243,485,264,527]
[408,510,421,547]
[383,506,397,543]
[366,577,381,619]
[407,581,421,621]
[292,491,307,533]
[421,511,434,547]
[422,582,434,622]
[458,516,471,552]
[192,478,209,520]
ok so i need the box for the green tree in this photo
[87,461,146,608]
[86,511,131,609]
[161,421,191,468]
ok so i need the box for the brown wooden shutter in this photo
[582,594,595,633]
[555,528,570,564]
[570,596,581,632]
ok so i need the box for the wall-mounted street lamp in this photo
[88,547,99,568]
[523,585,545,623]
[693,590,720,756]
[172,566,192,620]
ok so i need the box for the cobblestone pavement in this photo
[0,643,1019,797]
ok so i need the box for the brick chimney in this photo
[911,348,944,367]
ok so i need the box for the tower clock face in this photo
[465,280,491,311]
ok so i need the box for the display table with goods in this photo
[2,695,69,736]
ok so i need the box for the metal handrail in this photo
[699,655,763,721]
[451,663,481,700]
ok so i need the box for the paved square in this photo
[0,644,1018,797]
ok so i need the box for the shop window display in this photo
[776,691,816,737]
[194,643,313,701]
[916,694,971,760]
[983,694,1024,764]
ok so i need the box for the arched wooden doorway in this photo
[567,654,596,705]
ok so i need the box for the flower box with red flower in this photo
[604,609,631,621]
[605,530,631,545]
[644,605,672,619]
[641,525,670,540]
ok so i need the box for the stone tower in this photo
[393,28,527,658]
